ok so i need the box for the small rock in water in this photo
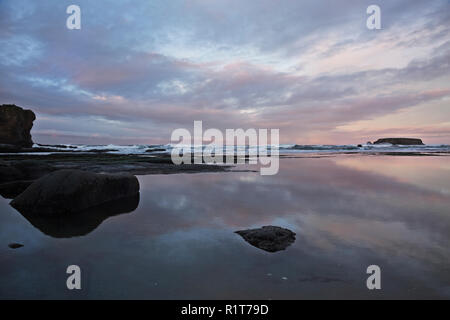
[282,277,288,280]
[235,226,296,252]
[8,243,24,249]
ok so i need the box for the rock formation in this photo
[235,226,296,252]
[373,138,424,145]
[0,104,36,147]
[10,169,140,216]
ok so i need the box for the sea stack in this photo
[0,104,36,148]
[373,138,424,145]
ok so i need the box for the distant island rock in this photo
[0,104,35,148]
[373,138,424,145]
[145,148,166,152]
[10,169,140,216]
[235,226,296,252]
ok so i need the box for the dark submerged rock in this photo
[373,138,424,145]
[0,144,76,153]
[10,169,140,216]
[145,148,166,152]
[84,149,119,153]
[8,243,24,249]
[8,160,54,180]
[235,226,296,252]
[0,180,34,199]
[0,162,23,183]
[0,153,232,180]
[0,104,35,147]
[0,143,24,153]
[0,160,54,183]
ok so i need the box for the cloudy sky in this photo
[0,0,449,145]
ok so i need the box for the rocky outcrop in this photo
[235,226,296,252]
[373,138,424,145]
[0,160,54,184]
[0,154,230,190]
[10,169,140,216]
[0,104,36,147]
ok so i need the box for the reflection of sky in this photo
[0,0,449,145]
[1,156,450,298]
[333,155,450,194]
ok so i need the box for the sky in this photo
[0,0,449,145]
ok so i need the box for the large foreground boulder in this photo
[373,138,424,145]
[0,104,36,147]
[10,169,140,216]
[235,226,296,252]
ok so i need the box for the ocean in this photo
[30,143,450,155]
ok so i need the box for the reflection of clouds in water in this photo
[239,175,258,182]
[158,195,188,211]
[333,155,450,194]
[140,159,447,229]
[128,158,450,268]
[297,214,449,266]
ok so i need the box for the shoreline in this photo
[2,149,449,177]
[1,150,449,196]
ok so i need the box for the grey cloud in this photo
[0,0,449,144]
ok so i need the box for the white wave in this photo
[29,143,450,155]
